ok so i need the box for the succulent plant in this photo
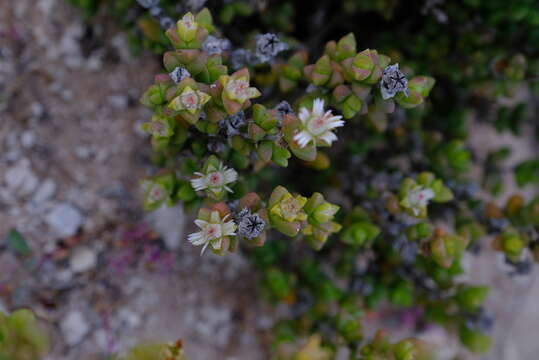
[63,0,539,356]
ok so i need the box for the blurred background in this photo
[1,0,539,359]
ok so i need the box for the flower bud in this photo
[499,230,525,259]
[271,144,291,167]
[350,49,376,81]
[220,68,261,115]
[305,55,332,86]
[334,33,357,61]
[393,340,416,360]
[430,234,469,268]
[141,84,168,107]
[456,285,490,311]
[176,13,198,42]
[342,221,380,247]
[268,186,307,236]
[141,172,176,211]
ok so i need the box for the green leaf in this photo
[390,282,413,307]
[394,340,416,360]
[342,221,380,246]
[270,215,301,237]
[266,268,293,299]
[5,229,31,257]
[515,158,539,187]
[271,145,291,167]
[176,181,197,202]
[456,285,490,311]
[459,326,491,354]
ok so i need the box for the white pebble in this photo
[45,203,82,237]
[5,160,39,197]
[20,131,36,148]
[32,179,57,204]
[69,247,97,274]
[61,311,90,346]
[108,94,129,109]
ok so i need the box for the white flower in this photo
[147,183,166,203]
[188,211,236,255]
[293,99,344,148]
[190,161,238,198]
[403,186,435,216]
[141,178,171,210]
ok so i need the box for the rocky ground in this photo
[0,1,269,359]
[1,1,539,360]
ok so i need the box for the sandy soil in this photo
[0,1,268,359]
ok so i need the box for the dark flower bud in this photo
[230,49,257,70]
[185,0,208,11]
[160,16,175,30]
[507,257,533,276]
[219,111,246,137]
[202,35,231,55]
[149,6,163,17]
[169,66,191,83]
[237,208,266,239]
[137,0,160,9]
[255,33,288,63]
[465,308,494,333]
[275,101,294,118]
[380,63,409,100]
[393,235,418,263]
[207,139,226,153]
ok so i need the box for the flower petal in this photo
[320,131,338,145]
[294,130,313,148]
[194,219,208,229]
[188,231,206,245]
[223,168,238,183]
[190,177,207,191]
[298,107,310,123]
[312,98,325,116]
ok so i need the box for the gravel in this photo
[5,159,39,197]
[61,310,90,346]
[69,247,97,274]
[32,179,57,205]
[45,203,83,237]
